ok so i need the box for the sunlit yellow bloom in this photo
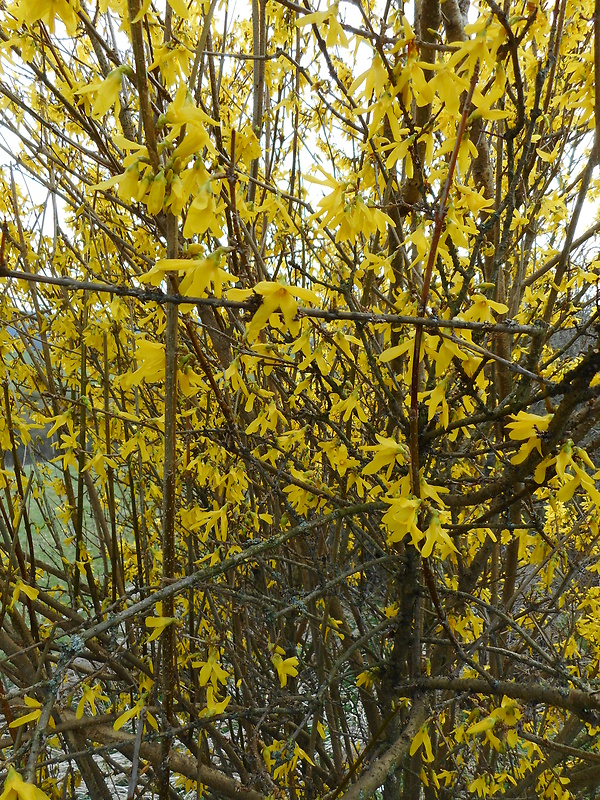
[296,3,348,48]
[76,66,130,119]
[146,171,166,215]
[234,124,261,168]
[140,251,234,306]
[10,0,80,35]
[231,281,318,341]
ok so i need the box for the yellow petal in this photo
[9,709,41,728]
[167,0,189,17]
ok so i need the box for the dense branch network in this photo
[0,0,598,799]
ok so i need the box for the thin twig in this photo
[0,268,539,333]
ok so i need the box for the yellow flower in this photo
[296,3,348,48]
[182,188,218,238]
[113,697,146,731]
[0,769,52,800]
[146,171,166,215]
[192,646,229,689]
[139,251,235,311]
[117,163,141,202]
[9,696,43,729]
[270,646,299,687]
[166,0,189,19]
[231,281,318,341]
[200,687,231,718]
[118,339,165,389]
[234,124,261,168]
[76,683,109,719]
[11,0,80,35]
[76,66,131,119]
[10,579,39,608]
[461,293,508,323]
[506,411,552,465]
[362,435,408,478]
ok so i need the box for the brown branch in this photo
[159,219,179,800]
[0,268,539,333]
[444,343,600,509]
[519,729,600,764]
[401,677,600,719]
[59,711,267,800]
[331,701,428,800]
[126,0,159,172]
[77,503,382,644]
